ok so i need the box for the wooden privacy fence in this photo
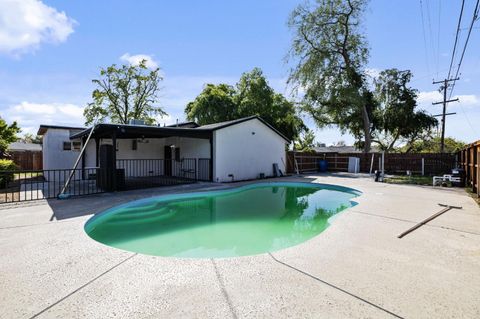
[9,151,43,170]
[286,151,456,176]
[458,140,479,197]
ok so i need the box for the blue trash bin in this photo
[319,159,328,172]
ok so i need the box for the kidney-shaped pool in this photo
[85,182,361,258]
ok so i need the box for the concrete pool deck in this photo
[1,173,479,318]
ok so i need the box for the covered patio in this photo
[70,123,214,191]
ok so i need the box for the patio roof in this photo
[69,116,290,142]
[70,123,213,140]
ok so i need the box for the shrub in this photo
[0,159,17,188]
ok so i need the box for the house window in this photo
[63,142,71,150]
[72,141,82,151]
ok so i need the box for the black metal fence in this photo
[116,158,208,189]
[0,168,105,204]
[0,158,211,204]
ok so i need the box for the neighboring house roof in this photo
[37,124,86,135]
[69,116,290,142]
[313,145,380,153]
[8,142,42,152]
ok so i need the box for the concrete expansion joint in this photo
[210,259,238,319]
[0,219,80,230]
[29,253,138,319]
[267,252,404,319]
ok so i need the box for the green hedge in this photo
[0,159,17,188]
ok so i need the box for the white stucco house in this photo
[37,116,289,187]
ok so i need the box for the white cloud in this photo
[417,90,479,109]
[120,53,159,69]
[3,101,85,135]
[456,94,479,105]
[0,0,75,56]
[417,90,442,104]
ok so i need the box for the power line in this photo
[447,0,465,80]
[440,0,480,138]
[425,0,437,73]
[457,102,479,136]
[419,0,431,74]
[436,0,442,78]
[448,0,480,99]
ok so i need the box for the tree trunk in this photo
[361,104,371,153]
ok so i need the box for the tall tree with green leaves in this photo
[401,136,465,154]
[20,133,42,144]
[84,60,166,125]
[294,129,316,152]
[185,84,238,125]
[287,0,373,152]
[373,69,437,152]
[0,118,20,155]
[235,68,306,141]
[185,68,305,141]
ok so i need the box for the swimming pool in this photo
[85,182,360,258]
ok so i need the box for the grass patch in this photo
[383,175,433,186]
[13,172,43,180]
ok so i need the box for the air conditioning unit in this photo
[128,119,146,125]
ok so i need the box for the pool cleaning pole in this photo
[381,151,385,180]
[369,153,374,175]
[58,123,97,199]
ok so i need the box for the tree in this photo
[401,136,466,154]
[294,129,316,152]
[235,68,306,141]
[84,60,166,125]
[20,133,42,144]
[185,84,238,125]
[0,118,20,155]
[372,69,437,152]
[288,0,374,152]
[185,68,305,141]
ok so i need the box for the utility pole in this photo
[432,78,459,152]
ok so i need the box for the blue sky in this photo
[1,0,479,145]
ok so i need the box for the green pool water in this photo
[85,182,360,258]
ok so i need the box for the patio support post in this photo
[112,131,117,191]
[95,137,99,167]
[81,136,86,180]
[209,133,213,182]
